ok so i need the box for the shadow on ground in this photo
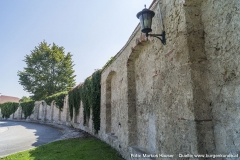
[0,121,125,160]
[0,120,63,157]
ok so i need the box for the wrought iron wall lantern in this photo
[137,5,166,45]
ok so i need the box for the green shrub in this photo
[0,102,19,118]
[21,101,35,119]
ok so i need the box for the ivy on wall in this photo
[20,101,35,119]
[81,78,91,125]
[45,91,68,111]
[102,57,114,71]
[68,89,74,120]
[68,84,82,119]
[0,102,19,118]
[68,70,101,134]
[90,70,101,133]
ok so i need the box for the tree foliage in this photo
[18,41,76,100]
[19,96,32,102]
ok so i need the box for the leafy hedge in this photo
[45,91,68,111]
[21,101,35,119]
[0,102,19,118]
[68,70,101,134]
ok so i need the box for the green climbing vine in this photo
[0,102,19,118]
[68,84,82,120]
[82,77,92,126]
[102,56,114,70]
[68,70,101,134]
[45,91,68,111]
[68,89,74,120]
[20,101,35,119]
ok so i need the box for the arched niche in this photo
[127,38,151,147]
[105,71,116,133]
[127,53,138,146]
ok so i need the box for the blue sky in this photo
[0,0,153,99]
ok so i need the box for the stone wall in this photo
[60,96,70,123]
[0,0,239,159]
[45,102,52,121]
[100,0,240,159]
[201,0,240,156]
[100,0,198,158]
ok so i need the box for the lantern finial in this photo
[144,4,146,8]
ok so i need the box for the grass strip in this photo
[1,138,124,160]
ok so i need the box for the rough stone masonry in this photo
[0,0,239,159]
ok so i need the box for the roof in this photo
[0,95,20,104]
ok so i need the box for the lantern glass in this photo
[137,8,155,34]
[143,13,153,33]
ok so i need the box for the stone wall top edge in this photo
[101,24,141,74]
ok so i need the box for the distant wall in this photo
[0,95,93,135]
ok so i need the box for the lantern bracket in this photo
[146,31,166,45]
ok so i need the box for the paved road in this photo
[0,120,63,157]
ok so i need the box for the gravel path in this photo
[42,122,92,140]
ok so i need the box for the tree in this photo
[19,96,32,102]
[18,41,76,100]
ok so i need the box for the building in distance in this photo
[0,94,20,104]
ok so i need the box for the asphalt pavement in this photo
[0,120,63,157]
